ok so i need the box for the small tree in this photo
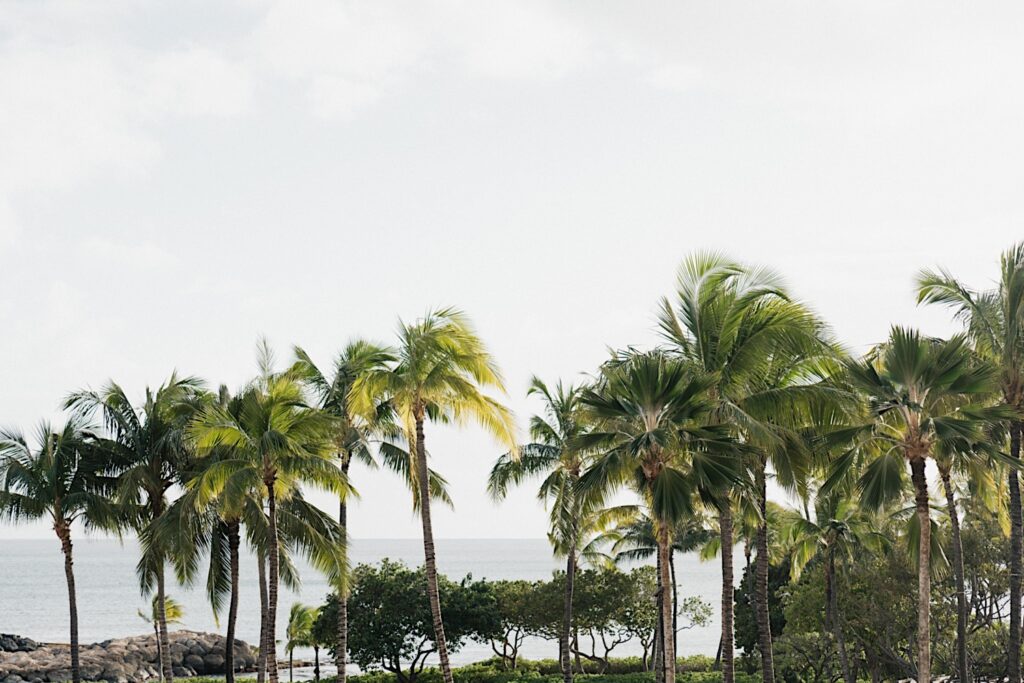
[487,580,543,669]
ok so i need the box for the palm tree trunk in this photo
[656,524,676,683]
[314,646,320,683]
[939,467,970,682]
[754,462,775,683]
[827,550,854,683]
[719,504,735,683]
[226,521,240,683]
[1010,420,1023,683]
[670,550,678,662]
[267,481,281,683]
[910,456,931,683]
[337,454,351,683]
[59,527,81,683]
[654,550,664,683]
[289,650,293,683]
[560,547,576,683]
[156,564,174,682]
[414,412,454,683]
[257,550,268,683]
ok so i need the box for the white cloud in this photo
[80,238,178,270]
[644,63,705,92]
[143,48,254,118]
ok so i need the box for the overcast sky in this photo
[2,1,1023,540]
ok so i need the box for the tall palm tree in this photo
[780,492,887,683]
[292,342,454,681]
[350,307,516,683]
[488,377,594,683]
[291,340,392,683]
[917,243,1024,681]
[190,363,349,683]
[0,419,119,683]
[577,351,741,683]
[658,252,830,683]
[65,373,203,683]
[830,327,1008,682]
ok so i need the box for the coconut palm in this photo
[917,243,1024,681]
[292,341,453,683]
[780,492,887,683]
[350,307,516,683]
[597,506,716,669]
[286,603,318,683]
[576,351,741,683]
[658,252,833,683]
[138,594,185,679]
[488,377,593,683]
[828,327,1009,682]
[0,419,120,683]
[65,373,203,683]
[190,361,350,683]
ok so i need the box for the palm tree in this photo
[917,243,1024,681]
[0,419,119,683]
[292,342,454,682]
[291,340,391,683]
[780,492,887,683]
[577,351,741,683]
[488,377,593,683]
[286,603,318,683]
[65,373,203,683]
[658,252,832,683]
[598,507,716,670]
[831,327,1008,682]
[190,355,349,683]
[138,594,185,678]
[351,307,516,683]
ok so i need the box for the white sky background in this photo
[2,1,1024,539]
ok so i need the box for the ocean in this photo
[0,538,735,677]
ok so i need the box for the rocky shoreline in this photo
[0,631,256,682]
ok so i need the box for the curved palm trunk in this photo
[719,504,735,683]
[58,527,81,683]
[156,566,173,682]
[226,521,241,683]
[656,524,676,683]
[257,550,268,683]
[337,455,351,683]
[414,413,454,683]
[754,463,775,683]
[266,481,281,683]
[1009,421,1022,683]
[910,456,931,683]
[825,549,854,683]
[939,467,970,682]
[560,547,576,683]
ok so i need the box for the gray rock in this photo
[45,670,72,683]
[183,653,205,674]
[203,652,225,673]
[0,636,38,654]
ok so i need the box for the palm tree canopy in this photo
[0,418,120,532]
[577,351,742,525]
[350,307,516,451]
[827,327,1013,509]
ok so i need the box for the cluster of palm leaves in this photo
[0,308,515,683]
[490,246,1024,683]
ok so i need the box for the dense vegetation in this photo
[4,245,1024,683]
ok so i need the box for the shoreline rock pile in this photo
[0,631,256,683]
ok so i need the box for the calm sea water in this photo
[0,538,734,676]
